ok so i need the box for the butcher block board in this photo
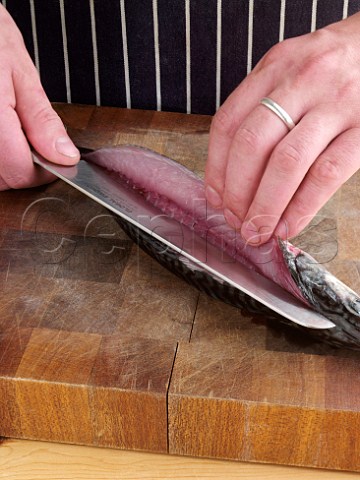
[1,104,360,472]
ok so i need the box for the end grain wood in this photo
[0,328,177,452]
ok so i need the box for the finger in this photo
[240,106,345,244]
[221,90,307,229]
[205,64,281,205]
[12,59,79,164]
[205,36,302,205]
[0,105,56,189]
[275,127,360,239]
[0,175,9,191]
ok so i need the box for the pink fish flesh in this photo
[84,145,360,349]
[84,146,304,300]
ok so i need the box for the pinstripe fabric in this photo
[29,0,40,72]
[63,1,97,105]
[311,0,318,32]
[215,0,222,110]
[349,0,360,15]
[158,1,186,113]
[152,0,161,111]
[89,0,100,106]
[253,0,282,67]
[185,0,191,114]
[221,0,249,105]
[120,0,131,108]
[190,0,217,115]
[5,0,34,65]
[126,0,157,110]
[2,0,360,115]
[283,0,313,38]
[316,0,343,29]
[59,0,71,103]
[279,0,286,42]
[247,0,254,74]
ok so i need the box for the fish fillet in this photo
[84,145,360,349]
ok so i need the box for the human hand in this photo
[0,5,79,191]
[205,12,360,245]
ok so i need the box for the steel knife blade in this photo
[33,151,335,330]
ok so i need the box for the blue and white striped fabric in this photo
[3,0,360,115]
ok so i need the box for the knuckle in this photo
[310,156,342,185]
[211,108,236,137]
[302,52,332,74]
[223,189,245,213]
[303,114,324,137]
[0,17,24,52]
[260,39,294,69]
[290,195,310,218]
[261,43,284,67]
[32,105,62,128]
[4,173,28,189]
[247,201,271,220]
[273,143,304,175]
[295,51,339,86]
[336,78,358,103]
[232,126,261,155]
[311,27,334,48]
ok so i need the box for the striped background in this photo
[3,0,360,115]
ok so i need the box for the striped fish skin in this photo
[281,241,360,348]
[84,146,360,349]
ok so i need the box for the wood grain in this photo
[168,342,360,470]
[0,327,176,450]
[1,439,359,480]
[1,104,360,470]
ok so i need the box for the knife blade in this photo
[33,151,335,330]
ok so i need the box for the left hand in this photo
[0,5,79,191]
[205,12,360,245]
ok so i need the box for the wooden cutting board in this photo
[1,103,360,472]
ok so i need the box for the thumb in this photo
[13,63,80,165]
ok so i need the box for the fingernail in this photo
[274,220,290,240]
[274,224,287,240]
[206,185,223,208]
[242,222,274,245]
[241,220,261,245]
[224,208,243,230]
[55,136,79,158]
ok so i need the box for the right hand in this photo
[205,12,360,245]
[0,5,80,191]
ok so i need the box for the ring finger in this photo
[222,88,309,228]
[240,105,348,244]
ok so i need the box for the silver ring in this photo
[260,97,296,131]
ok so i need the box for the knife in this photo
[32,151,335,330]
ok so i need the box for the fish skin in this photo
[118,218,356,349]
[84,145,360,349]
[116,216,282,317]
[280,240,360,348]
